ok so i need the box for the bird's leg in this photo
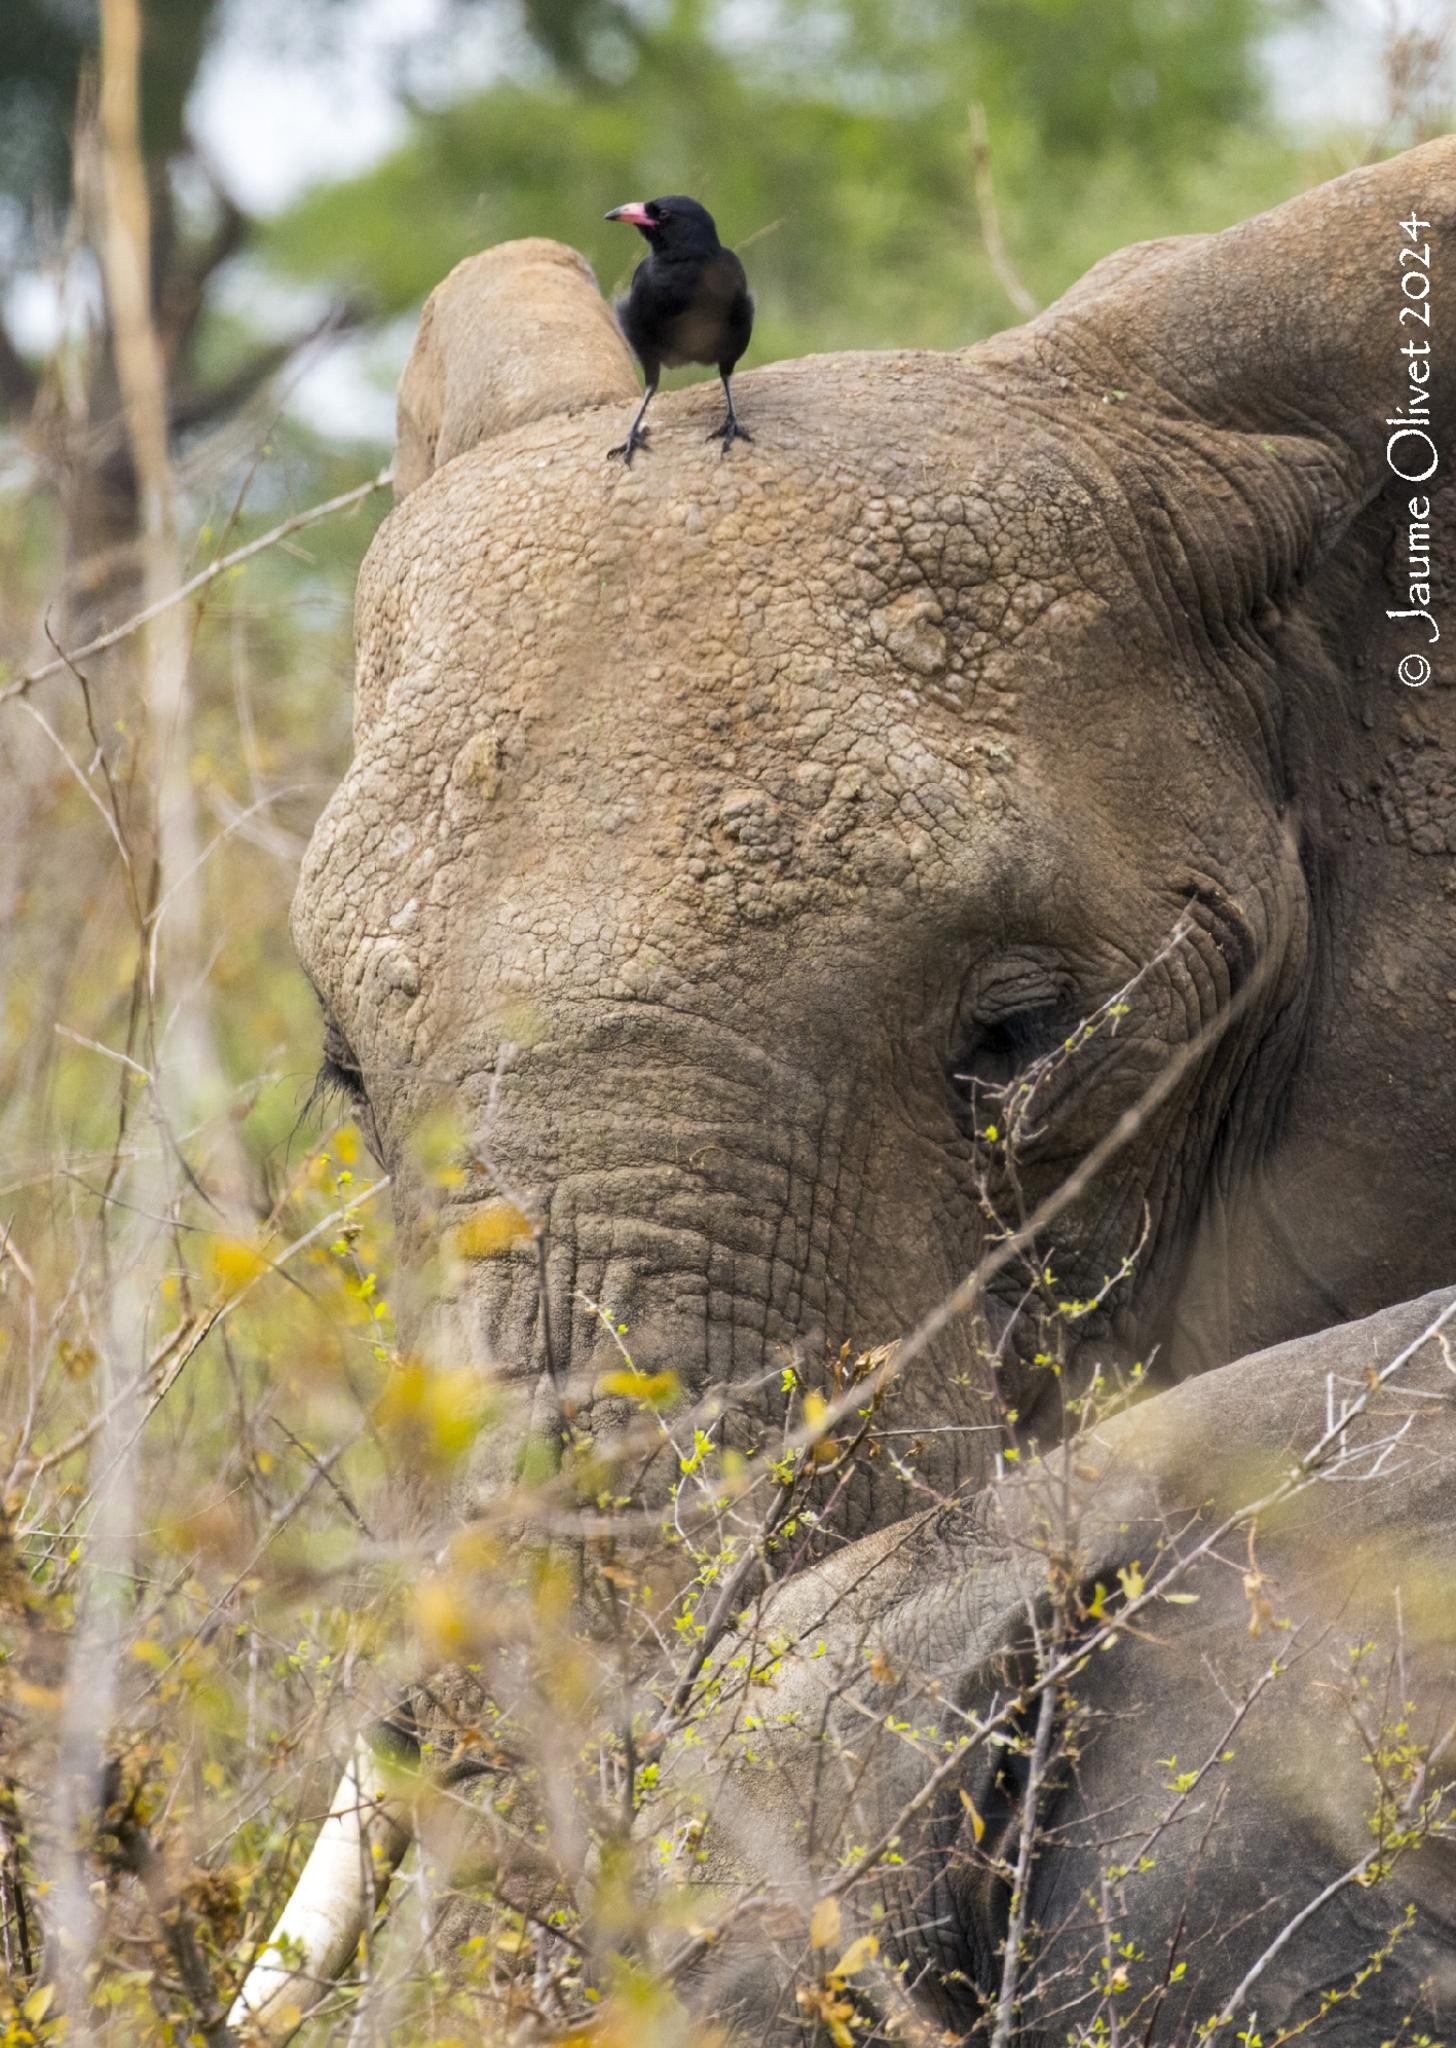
[608,378,657,465]
[707,368,752,451]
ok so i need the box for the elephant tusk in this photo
[227,1738,413,2038]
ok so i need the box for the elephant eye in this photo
[950,997,1068,1104]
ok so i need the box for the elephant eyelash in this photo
[310,1022,387,1164]
[312,1010,369,1111]
[316,1050,367,1107]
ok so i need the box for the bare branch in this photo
[969,103,1039,318]
[2,468,393,708]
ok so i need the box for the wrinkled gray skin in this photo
[668,1289,1456,2043]
[289,145,1456,2033]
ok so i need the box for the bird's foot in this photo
[607,423,651,466]
[707,414,752,454]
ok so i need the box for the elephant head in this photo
[233,142,1456,2041]
[293,142,1456,1533]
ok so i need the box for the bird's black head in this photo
[604,195,722,255]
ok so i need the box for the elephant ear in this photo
[394,238,639,498]
[1015,137,1456,634]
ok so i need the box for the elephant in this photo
[650,1286,1456,2045]
[230,140,1456,2038]
[230,1297,1456,2042]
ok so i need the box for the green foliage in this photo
[1,2,1449,2040]
[262,1,1322,370]
[0,0,219,222]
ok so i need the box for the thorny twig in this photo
[5,1177,389,1493]
[1205,1715,1456,2036]
[1,468,392,707]
[990,1629,1061,2048]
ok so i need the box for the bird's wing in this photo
[659,252,753,369]
[717,254,754,369]
[614,266,660,374]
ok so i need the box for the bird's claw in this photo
[707,416,752,454]
[607,424,651,466]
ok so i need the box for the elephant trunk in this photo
[407,1012,879,1440]
[227,1740,411,2039]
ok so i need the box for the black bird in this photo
[603,195,754,465]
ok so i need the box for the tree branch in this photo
[2,466,392,707]
[101,1761,236,2048]
[969,102,1038,319]
[169,298,370,435]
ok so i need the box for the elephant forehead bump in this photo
[355,349,1130,740]
[294,354,1136,1018]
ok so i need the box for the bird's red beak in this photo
[605,202,655,229]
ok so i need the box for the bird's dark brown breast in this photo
[663,252,749,367]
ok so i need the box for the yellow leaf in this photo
[375,1360,491,1464]
[1117,1561,1145,1602]
[414,1577,475,1659]
[449,1203,533,1260]
[831,1932,879,1977]
[598,1367,681,1412]
[333,1126,359,1165]
[797,1983,856,2043]
[210,1236,269,1294]
[809,1895,841,1951]
[58,1339,97,1381]
[23,1984,55,2023]
[959,1787,986,1842]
